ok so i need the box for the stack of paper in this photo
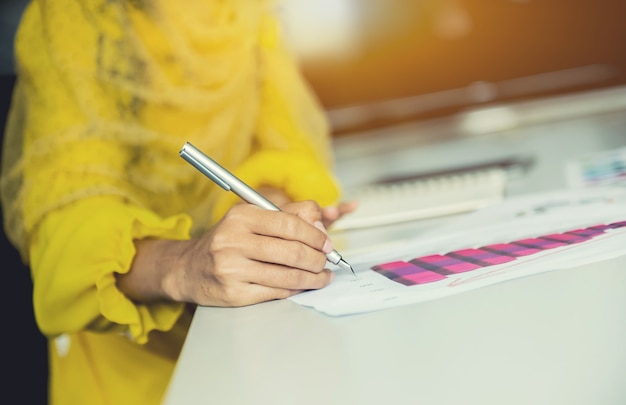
[292,187,626,316]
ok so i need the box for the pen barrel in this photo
[180,142,352,271]
[231,185,279,211]
[180,142,279,210]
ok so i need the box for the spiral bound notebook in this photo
[332,167,508,231]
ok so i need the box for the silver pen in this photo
[179,142,356,275]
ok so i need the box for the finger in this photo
[245,285,305,304]
[238,206,329,253]
[282,200,324,225]
[243,233,329,273]
[338,200,359,215]
[190,256,311,307]
[210,282,304,307]
[248,263,334,290]
[322,200,359,227]
[322,205,340,222]
[257,186,291,207]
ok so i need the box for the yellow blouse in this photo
[1,1,341,404]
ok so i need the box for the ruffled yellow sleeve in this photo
[29,195,192,344]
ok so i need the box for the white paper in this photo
[289,187,626,316]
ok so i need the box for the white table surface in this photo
[163,86,626,405]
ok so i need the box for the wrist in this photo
[159,239,196,303]
[118,238,190,303]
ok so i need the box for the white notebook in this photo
[331,167,507,231]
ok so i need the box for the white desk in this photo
[163,87,626,405]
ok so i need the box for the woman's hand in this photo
[118,201,335,307]
[255,185,358,229]
[321,200,358,228]
[254,185,358,229]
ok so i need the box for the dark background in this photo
[1,74,49,404]
[1,1,48,403]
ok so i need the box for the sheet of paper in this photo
[289,187,626,316]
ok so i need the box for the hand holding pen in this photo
[180,142,356,275]
[166,200,341,306]
[123,142,357,308]
[118,144,355,308]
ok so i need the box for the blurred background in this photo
[2,0,625,135]
[276,0,626,135]
[1,0,625,403]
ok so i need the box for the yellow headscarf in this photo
[1,0,341,261]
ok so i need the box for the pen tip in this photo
[338,259,357,277]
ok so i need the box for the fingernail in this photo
[314,221,327,235]
[329,271,335,283]
[322,238,334,254]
